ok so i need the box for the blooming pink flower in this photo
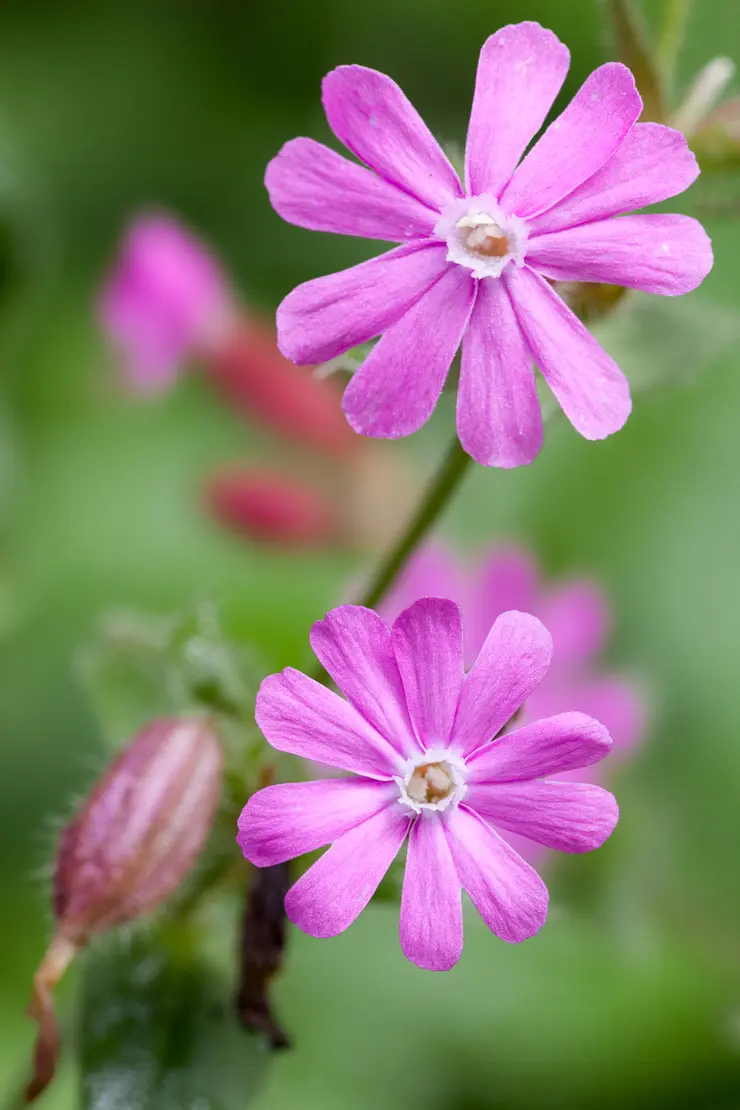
[238,600,618,970]
[267,22,712,466]
[380,545,644,863]
[99,214,231,392]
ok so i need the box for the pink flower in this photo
[99,214,231,392]
[238,600,618,971]
[267,22,712,466]
[380,545,645,864]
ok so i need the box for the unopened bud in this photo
[204,467,338,548]
[25,717,223,1102]
[672,57,736,138]
[206,318,359,460]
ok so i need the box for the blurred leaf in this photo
[77,600,265,747]
[603,0,665,121]
[80,921,271,1110]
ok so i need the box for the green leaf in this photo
[602,0,665,122]
[80,921,271,1110]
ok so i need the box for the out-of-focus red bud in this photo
[204,467,338,548]
[206,318,359,460]
[25,717,222,1103]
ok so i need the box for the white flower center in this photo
[435,196,528,280]
[396,750,467,815]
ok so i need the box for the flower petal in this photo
[500,63,641,221]
[342,264,475,438]
[465,22,570,198]
[466,547,539,662]
[445,806,548,942]
[392,598,464,749]
[506,265,631,440]
[400,815,462,970]
[529,123,700,234]
[265,137,438,242]
[310,605,419,758]
[378,546,461,628]
[237,778,396,866]
[466,711,612,782]
[539,580,610,667]
[527,214,713,296]
[285,804,410,937]
[466,780,619,852]
[277,241,449,365]
[529,675,645,756]
[255,668,404,779]
[457,274,542,468]
[451,611,552,757]
[322,65,462,211]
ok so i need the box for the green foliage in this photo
[80,920,270,1110]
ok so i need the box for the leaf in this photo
[80,921,272,1110]
[602,0,665,122]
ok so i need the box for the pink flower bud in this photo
[206,318,359,459]
[25,717,223,1102]
[204,467,338,548]
[98,213,232,393]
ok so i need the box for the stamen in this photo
[456,212,510,259]
[407,761,455,805]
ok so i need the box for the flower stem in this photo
[357,436,472,612]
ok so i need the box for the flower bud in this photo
[205,318,359,459]
[99,213,233,393]
[25,717,223,1102]
[204,467,338,548]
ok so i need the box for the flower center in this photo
[435,196,528,281]
[456,213,510,258]
[406,761,455,805]
[396,750,467,815]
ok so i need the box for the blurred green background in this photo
[2,0,740,1106]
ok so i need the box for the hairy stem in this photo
[357,436,472,611]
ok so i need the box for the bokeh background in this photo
[2,0,740,1106]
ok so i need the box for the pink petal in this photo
[378,545,461,628]
[237,778,396,866]
[276,241,449,365]
[451,611,552,757]
[543,675,646,755]
[539,579,610,667]
[265,137,438,242]
[466,711,612,783]
[392,599,464,749]
[342,264,475,438]
[255,668,404,779]
[285,804,410,937]
[465,547,539,662]
[445,806,548,942]
[529,123,700,234]
[528,214,714,296]
[500,63,642,221]
[322,65,462,212]
[465,22,570,198]
[400,815,462,970]
[506,265,631,440]
[466,780,619,852]
[310,605,419,759]
[457,275,542,468]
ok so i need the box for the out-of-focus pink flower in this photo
[379,544,645,863]
[204,467,338,548]
[99,213,232,392]
[267,21,711,465]
[238,600,618,971]
[207,319,359,460]
[25,718,222,1103]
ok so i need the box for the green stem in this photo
[358,436,472,611]
[658,0,691,86]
